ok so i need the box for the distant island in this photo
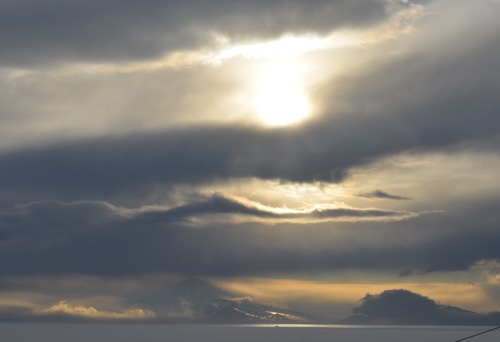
[342,289,500,326]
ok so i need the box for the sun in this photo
[254,62,312,127]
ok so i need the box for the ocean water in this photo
[1,324,498,342]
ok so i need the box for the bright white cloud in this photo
[41,301,156,320]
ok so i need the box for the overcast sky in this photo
[0,0,499,321]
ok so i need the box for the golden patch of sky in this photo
[215,272,500,319]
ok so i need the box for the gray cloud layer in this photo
[0,196,498,277]
[0,0,389,67]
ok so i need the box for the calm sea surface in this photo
[1,324,498,342]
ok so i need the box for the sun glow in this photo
[254,62,312,127]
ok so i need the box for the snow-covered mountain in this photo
[166,278,317,323]
[203,297,312,323]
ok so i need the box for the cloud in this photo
[358,190,411,200]
[0,123,498,207]
[0,0,391,68]
[0,196,498,278]
[0,194,414,231]
[344,289,500,325]
[40,300,155,320]
[131,194,416,224]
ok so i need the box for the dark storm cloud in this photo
[0,0,388,67]
[358,190,411,201]
[0,196,498,277]
[0,125,376,202]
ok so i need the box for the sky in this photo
[0,0,500,322]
